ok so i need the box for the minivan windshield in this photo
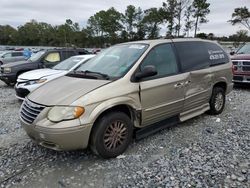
[237,43,250,54]
[74,44,148,79]
[53,56,85,70]
[29,50,46,62]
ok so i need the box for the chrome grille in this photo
[232,60,250,73]
[20,99,45,124]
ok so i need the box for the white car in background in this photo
[15,54,95,100]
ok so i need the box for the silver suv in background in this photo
[0,51,25,65]
[19,39,233,158]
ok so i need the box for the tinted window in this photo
[140,43,178,79]
[12,52,23,57]
[61,51,76,60]
[205,42,229,66]
[174,41,209,72]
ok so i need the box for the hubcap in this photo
[215,92,224,111]
[104,121,127,150]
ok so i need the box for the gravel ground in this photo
[0,80,249,188]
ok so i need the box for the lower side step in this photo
[135,115,179,140]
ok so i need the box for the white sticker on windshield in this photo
[129,45,145,49]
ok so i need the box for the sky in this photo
[0,0,249,37]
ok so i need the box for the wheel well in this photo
[96,105,133,122]
[213,82,227,91]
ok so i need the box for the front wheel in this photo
[208,87,226,115]
[90,112,133,158]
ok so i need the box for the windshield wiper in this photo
[84,70,110,80]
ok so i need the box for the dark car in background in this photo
[231,43,250,84]
[0,48,90,85]
[0,51,26,65]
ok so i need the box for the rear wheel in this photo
[90,112,133,158]
[208,87,226,115]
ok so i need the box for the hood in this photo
[28,76,111,106]
[231,54,250,60]
[1,60,28,68]
[18,69,65,80]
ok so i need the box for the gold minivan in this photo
[20,39,233,158]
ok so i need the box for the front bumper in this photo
[233,74,250,84]
[20,119,93,151]
[0,73,17,84]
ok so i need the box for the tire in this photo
[208,87,226,115]
[90,112,133,158]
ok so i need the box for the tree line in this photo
[0,0,249,48]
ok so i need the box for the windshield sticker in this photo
[129,45,145,49]
[208,50,225,60]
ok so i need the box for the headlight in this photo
[3,67,11,73]
[25,78,47,85]
[48,106,85,122]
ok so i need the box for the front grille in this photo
[232,60,250,73]
[243,66,250,71]
[20,99,45,124]
[0,67,4,74]
[243,61,250,66]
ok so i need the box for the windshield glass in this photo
[237,43,250,54]
[75,44,148,79]
[29,51,46,62]
[53,56,85,70]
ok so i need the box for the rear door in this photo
[174,41,212,112]
[138,43,188,126]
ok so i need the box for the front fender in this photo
[88,96,141,125]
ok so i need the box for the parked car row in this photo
[15,54,95,99]
[0,48,90,85]
[2,38,232,159]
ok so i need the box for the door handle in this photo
[174,82,184,88]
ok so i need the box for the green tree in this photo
[192,0,210,37]
[87,7,123,44]
[175,0,191,36]
[161,0,178,36]
[143,8,163,39]
[123,5,138,40]
[0,25,18,45]
[229,7,250,31]
[183,5,194,37]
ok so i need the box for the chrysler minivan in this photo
[20,39,233,158]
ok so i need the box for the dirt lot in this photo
[0,80,249,188]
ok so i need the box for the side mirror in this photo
[135,65,157,80]
[230,51,235,56]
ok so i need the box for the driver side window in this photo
[140,43,178,79]
[44,52,60,63]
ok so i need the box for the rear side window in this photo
[12,52,23,57]
[205,42,229,66]
[61,51,76,60]
[174,41,210,72]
